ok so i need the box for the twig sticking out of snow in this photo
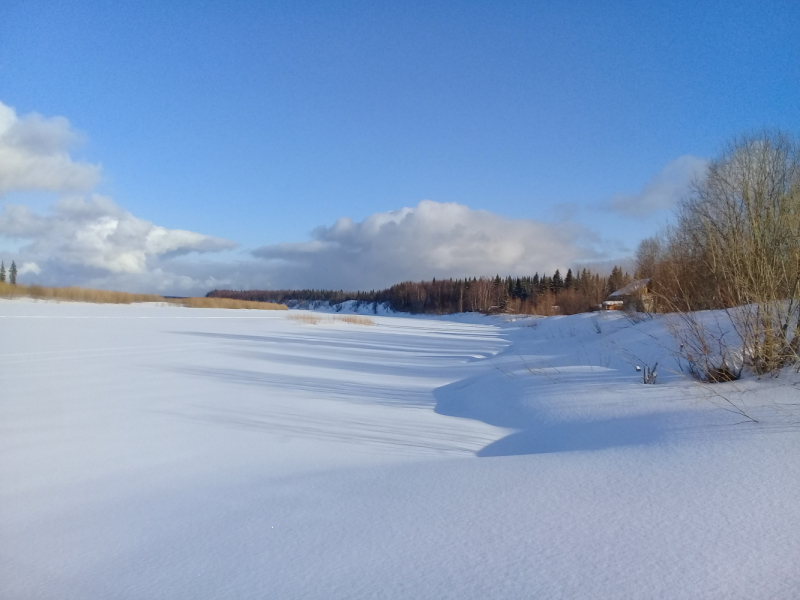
[643,363,658,384]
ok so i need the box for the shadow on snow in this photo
[433,373,676,457]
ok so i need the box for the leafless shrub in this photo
[647,130,800,377]
[704,363,740,383]
[665,311,743,383]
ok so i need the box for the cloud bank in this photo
[0,195,235,276]
[608,155,708,217]
[253,200,601,290]
[0,100,693,295]
[0,100,239,294]
[0,101,100,195]
[2,197,606,294]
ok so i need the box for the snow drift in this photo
[1,300,798,599]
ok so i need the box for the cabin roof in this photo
[608,278,651,298]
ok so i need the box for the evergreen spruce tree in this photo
[9,261,17,285]
[552,269,563,292]
[540,275,551,293]
[519,278,530,301]
[499,285,509,312]
[0,261,5,283]
[513,278,523,299]
[564,268,574,289]
[607,266,624,295]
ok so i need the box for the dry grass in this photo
[287,313,375,326]
[0,282,286,310]
[0,282,163,304]
[287,313,326,325]
[336,315,374,326]
[169,297,286,310]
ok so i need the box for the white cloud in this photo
[18,262,41,275]
[0,100,243,295]
[253,200,601,290]
[0,101,625,296]
[608,155,708,217]
[0,195,237,291]
[0,101,100,195]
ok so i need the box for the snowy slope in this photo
[1,300,798,599]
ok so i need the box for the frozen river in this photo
[2,300,798,599]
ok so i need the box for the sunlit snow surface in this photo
[1,300,798,599]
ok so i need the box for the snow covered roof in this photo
[608,278,651,298]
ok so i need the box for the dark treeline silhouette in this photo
[208,267,631,315]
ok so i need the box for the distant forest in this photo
[207,267,632,315]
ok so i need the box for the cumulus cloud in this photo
[253,200,601,290]
[0,101,100,194]
[1,195,614,294]
[0,101,623,295]
[0,100,246,294]
[608,155,708,217]
[0,196,237,291]
[18,262,41,275]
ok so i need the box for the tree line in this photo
[208,266,632,316]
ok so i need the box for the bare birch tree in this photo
[664,130,800,375]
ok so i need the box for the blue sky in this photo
[0,0,798,293]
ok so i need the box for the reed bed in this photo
[0,282,163,304]
[336,315,374,326]
[0,283,286,310]
[287,313,325,324]
[170,297,286,310]
[287,313,374,326]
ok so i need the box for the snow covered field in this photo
[1,299,799,599]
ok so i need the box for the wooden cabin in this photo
[603,278,653,312]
